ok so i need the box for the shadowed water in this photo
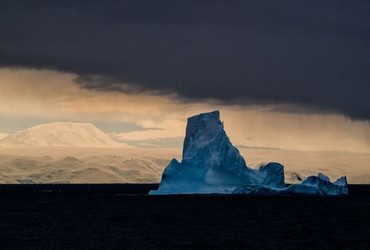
[0,184,369,249]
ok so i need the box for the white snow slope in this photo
[0,122,132,148]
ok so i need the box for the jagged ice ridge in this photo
[149,111,348,195]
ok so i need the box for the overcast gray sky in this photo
[0,1,369,152]
[0,0,369,119]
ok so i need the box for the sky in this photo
[0,1,369,153]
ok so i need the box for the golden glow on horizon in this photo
[0,67,369,153]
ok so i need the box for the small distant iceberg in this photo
[149,111,348,196]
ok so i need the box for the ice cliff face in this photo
[149,111,348,196]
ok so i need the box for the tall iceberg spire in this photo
[149,110,348,195]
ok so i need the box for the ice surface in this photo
[150,111,348,196]
[233,174,348,196]
[0,122,132,148]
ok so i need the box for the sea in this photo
[1,184,369,249]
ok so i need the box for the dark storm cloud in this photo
[0,0,369,119]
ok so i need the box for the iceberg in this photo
[149,111,348,196]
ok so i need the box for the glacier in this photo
[149,110,348,196]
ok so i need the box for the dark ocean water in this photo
[0,184,370,249]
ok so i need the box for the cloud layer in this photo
[0,1,369,119]
[0,68,369,153]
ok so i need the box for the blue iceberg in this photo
[149,111,348,196]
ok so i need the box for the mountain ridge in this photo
[0,122,132,148]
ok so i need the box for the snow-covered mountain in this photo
[0,122,132,148]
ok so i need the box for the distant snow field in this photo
[0,147,368,184]
[0,133,8,140]
[0,148,173,184]
[0,122,368,184]
[240,148,370,184]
